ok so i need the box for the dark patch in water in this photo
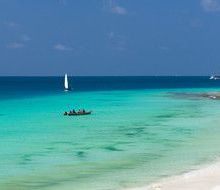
[45,147,55,150]
[19,154,32,165]
[155,109,187,119]
[156,113,179,118]
[155,106,203,120]
[167,92,204,100]
[168,92,220,101]
[125,132,136,137]
[124,127,146,137]
[22,154,32,162]
[76,151,86,158]
[45,147,56,153]
[104,146,123,151]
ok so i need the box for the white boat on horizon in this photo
[64,73,72,91]
[209,75,220,80]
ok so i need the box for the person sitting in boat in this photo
[72,109,76,113]
[78,109,84,114]
[64,111,68,115]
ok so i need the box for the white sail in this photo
[64,74,69,90]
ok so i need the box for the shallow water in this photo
[1,77,220,190]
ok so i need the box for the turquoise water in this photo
[1,77,220,190]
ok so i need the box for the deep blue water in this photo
[0,76,220,100]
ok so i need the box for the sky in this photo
[1,0,220,76]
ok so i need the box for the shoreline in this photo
[127,160,220,190]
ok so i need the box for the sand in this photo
[127,161,220,190]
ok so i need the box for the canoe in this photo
[64,111,92,116]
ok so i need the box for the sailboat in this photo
[210,75,215,80]
[209,75,220,80]
[64,73,72,91]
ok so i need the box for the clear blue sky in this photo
[0,0,220,76]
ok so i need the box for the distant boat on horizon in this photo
[209,75,220,80]
[64,73,72,91]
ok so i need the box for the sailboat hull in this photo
[64,88,72,92]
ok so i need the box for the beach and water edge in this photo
[128,160,220,190]
[1,77,220,190]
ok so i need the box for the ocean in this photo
[1,76,220,190]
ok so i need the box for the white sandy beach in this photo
[128,161,220,190]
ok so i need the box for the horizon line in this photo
[0,75,212,77]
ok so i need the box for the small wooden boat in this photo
[64,111,92,116]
